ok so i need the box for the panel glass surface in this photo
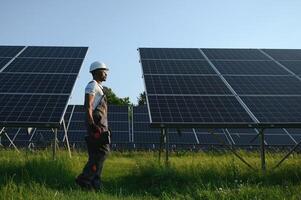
[144,75,232,95]
[139,48,204,60]
[230,134,260,145]
[279,61,301,75]
[0,58,11,69]
[141,60,216,74]
[202,48,269,60]
[19,46,88,58]
[0,46,24,57]
[148,95,254,124]
[241,96,301,123]
[212,60,289,75]
[0,94,69,124]
[197,133,229,145]
[224,75,301,95]
[265,134,295,145]
[263,49,301,60]
[4,58,84,73]
[108,105,129,113]
[0,73,76,94]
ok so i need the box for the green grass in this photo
[1,149,301,199]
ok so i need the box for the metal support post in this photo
[209,129,256,171]
[62,119,72,158]
[0,127,19,152]
[273,140,301,170]
[159,128,164,163]
[259,128,266,173]
[165,128,169,164]
[53,128,58,160]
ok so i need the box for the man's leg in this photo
[76,139,97,189]
[91,150,107,190]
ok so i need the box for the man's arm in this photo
[85,93,95,126]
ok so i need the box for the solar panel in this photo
[0,94,69,126]
[148,95,254,125]
[139,48,205,60]
[265,135,295,145]
[279,61,301,75]
[133,105,160,144]
[66,105,130,144]
[0,46,88,128]
[241,96,301,124]
[0,73,77,94]
[139,48,301,128]
[4,58,84,73]
[202,48,269,60]
[197,133,230,145]
[141,60,216,74]
[224,75,301,95]
[133,105,200,146]
[0,58,11,69]
[19,46,88,58]
[212,60,289,75]
[263,49,301,60]
[0,46,24,57]
[144,75,232,95]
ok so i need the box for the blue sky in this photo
[0,0,300,105]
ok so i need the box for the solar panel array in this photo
[0,46,88,128]
[2,104,301,149]
[133,105,212,149]
[61,105,131,146]
[139,48,301,128]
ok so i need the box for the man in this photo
[76,61,111,191]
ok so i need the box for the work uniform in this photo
[76,80,110,190]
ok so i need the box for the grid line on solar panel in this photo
[202,48,270,60]
[139,48,205,60]
[0,58,12,70]
[263,49,301,60]
[224,75,301,95]
[4,58,84,73]
[19,46,88,58]
[141,60,216,74]
[241,96,301,124]
[0,46,24,57]
[144,75,232,95]
[212,60,290,75]
[0,94,69,125]
[0,73,77,94]
[148,95,254,124]
[279,61,301,75]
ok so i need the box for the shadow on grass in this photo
[103,160,301,197]
[0,156,77,191]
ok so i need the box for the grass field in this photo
[1,149,301,200]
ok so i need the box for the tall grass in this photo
[0,149,301,199]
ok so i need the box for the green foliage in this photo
[1,150,301,199]
[137,91,146,105]
[103,86,131,106]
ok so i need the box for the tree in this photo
[137,91,146,105]
[103,86,131,106]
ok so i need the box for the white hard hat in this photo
[89,61,109,72]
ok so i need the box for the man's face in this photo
[98,69,108,81]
